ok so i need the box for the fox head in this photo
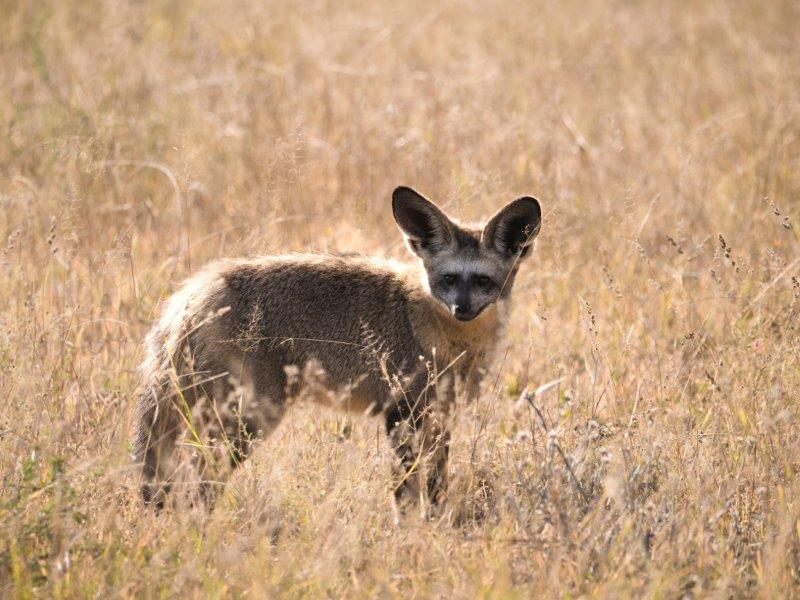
[392,186,541,322]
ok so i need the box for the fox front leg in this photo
[463,353,487,403]
[386,412,451,521]
[423,421,450,509]
[385,406,424,519]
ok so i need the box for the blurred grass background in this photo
[1,0,800,596]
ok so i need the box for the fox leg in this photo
[424,371,455,509]
[134,373,203,510]
[385,405,424,516]
[385,369,453,519]
[135,389,182,510]
[224,395,286,469]
[135,354,287,509]
[385,409,452,519]
[193,362,287,503]
[424,423,451,508]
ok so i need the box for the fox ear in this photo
[392,187,454,255]
[482,197,542,258]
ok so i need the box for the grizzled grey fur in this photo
[132,186,541,516]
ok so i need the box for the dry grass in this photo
[2,0,800,596]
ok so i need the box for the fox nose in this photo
[453,304,471,318]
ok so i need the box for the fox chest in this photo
[413,305,506,373]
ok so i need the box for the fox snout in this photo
[449,281,475,320]
[450,291,483,321]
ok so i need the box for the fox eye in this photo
[441,274,458,286]
[475,275,493,288]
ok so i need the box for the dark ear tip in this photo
[392,186,432,218]
[392,186,416,202]
[392,186,414,210]
[514,196,542,216]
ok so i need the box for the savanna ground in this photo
[2,0,800,597]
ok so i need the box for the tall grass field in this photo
[2,0,800,596]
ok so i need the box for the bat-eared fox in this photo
[133,186,541,518]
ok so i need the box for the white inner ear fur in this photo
[426,216,450,246]
[425,209,456,246]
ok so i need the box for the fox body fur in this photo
[133,187,541,514]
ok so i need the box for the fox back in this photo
[133,186,541,513]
